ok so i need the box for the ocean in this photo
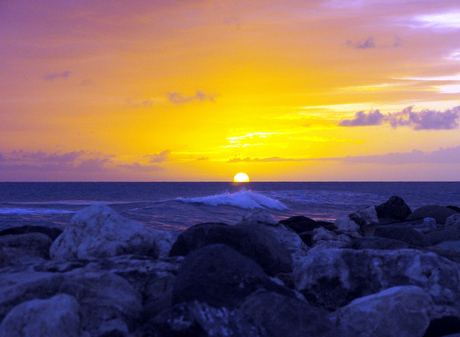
[1,182,459,234]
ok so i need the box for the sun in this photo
[233,172,250,183]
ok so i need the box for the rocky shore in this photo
[2,197,460,336]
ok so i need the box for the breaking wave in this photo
[176,190,288,210]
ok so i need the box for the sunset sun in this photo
[233,172,250,183]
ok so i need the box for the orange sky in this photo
[1,0,460,181]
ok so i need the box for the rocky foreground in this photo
[2,198,460,336]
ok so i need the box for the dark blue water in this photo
[0,182,459,234]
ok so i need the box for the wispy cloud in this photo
[43,71,71,81]
[117,162,163,172]
[339,106,460,130]
[347,37,375,49]
[167,91,216,104]
[0,150,111,173]
[337,146,460,165]
[145,150,170,163]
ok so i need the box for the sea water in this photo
[0,182,459,234]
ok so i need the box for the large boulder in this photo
[279,216,319,233]
[240,290,338,337]
[374,226,430,247]
[294,248,460,315]
[344,236,410,250]
[0,233,52,266]
[169,222,293,276]
[172,244,294,309]
[50,204,174,260]
[406,205,459,224]
[0,294,85,337]
[0,225,63,241]
[375,196,412,222]
[425,228,460,245]
[333,286,433,337]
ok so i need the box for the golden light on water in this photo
[233,173,250,183]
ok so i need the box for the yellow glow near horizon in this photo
[234,173,250,183]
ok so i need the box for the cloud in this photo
[43,70,71,81]
[347,37,375,49]
[338,146,460,165]
[339,106,460,130]
[339,110,384,126]
[117,163,163,172]
[227,145,460,165]
[167,91,216,104]
[0,150,111,173]
[227,156,309,163]
[80,79,94,86]
[145,150,170,163]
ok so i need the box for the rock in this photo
[169,222,293,276]
[0,293,86,337]
[0,225,63,241]
[374,226,431,247]
[344,236,410,250]
[375,196,412,222]
[151,301,261,337]
[240,290,338,337]
[0,258,151,336]
[50,204,173,260]
[172,244,294,309]
[424,316,460,337]
[351,206,379,236]
[425,228,460,245]
[263,224,309,263]
[311,226,360,250]
[279,216,318,233]
[237,209,278,226]
[448,206,460,213]
[333,286,432,337]
[447,214,460,229]
[294,248,460,313]
[429,241,460,264]
[0,233,52,261]
[406,206,459,224]
[334,216,360,232]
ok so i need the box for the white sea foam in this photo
[0,208,76,215]
[176,190,288,210]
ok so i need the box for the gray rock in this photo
[344,236,410,250]
[333,286,433,337]
[237,209,278,226]
[240,290,338,337]
[0,294,86,337]
[0,255,182,336]
[406,206,459,224]
[426,228,460,245]
[447,214,460,229]
[429,241,460,264]
[169,222,293,276]
[374,225,431,247]
[375,196,412,222]
[152,301,262,337]
[0,233,52,262]
[0,225,63,241]
[294,248,460,314]
[172,244,294,309]
[50,204,174,260]
[279,216,319,233]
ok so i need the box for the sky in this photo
[1,0,460,181]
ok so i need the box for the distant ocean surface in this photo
[1,182,460,234]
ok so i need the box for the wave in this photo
[0,208,76,215]
[176,190,288,210]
